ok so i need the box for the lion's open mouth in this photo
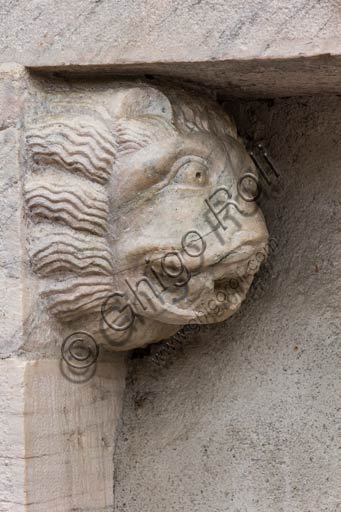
[138,240,268,324]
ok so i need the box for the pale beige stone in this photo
[0,357,126,512]
[0,68,269,509]
[0,66,129,512]
[113,94,341,512]
[0,64,28,356]
[0,359,26,512]
[0,5,338,504]
[23,78,268,351]
[0,1,341,97]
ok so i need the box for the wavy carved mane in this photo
[24,84,237,322]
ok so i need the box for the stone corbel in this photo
[0,65,268,511]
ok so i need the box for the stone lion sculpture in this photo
[24,81,268,351]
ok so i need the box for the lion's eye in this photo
[172,157,208,187]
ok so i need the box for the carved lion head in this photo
[25,81,268,350]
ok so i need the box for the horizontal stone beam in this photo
[0,0,340,97]
[28,54,341,98]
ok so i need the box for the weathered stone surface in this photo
[0,67,129,511]
[0,2,340,504]
[114,95,341,511]
[0,64,27,356]
[0,357,126,512]
[22,75,268,352]
[0,359,26,512]
[0,67,269,509]
[0,0,339,63]
[24,358,126,512]
[0,1,341,96]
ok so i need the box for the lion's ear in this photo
[115,86,174,121]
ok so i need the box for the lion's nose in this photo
[187,205,269,274]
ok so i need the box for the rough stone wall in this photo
[113,95,341,512]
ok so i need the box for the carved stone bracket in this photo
[0,65,268,511]
[23,76,269,353]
